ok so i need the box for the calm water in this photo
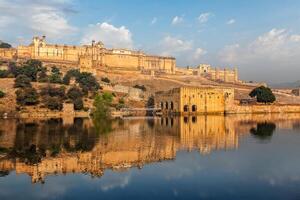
[0,114,300,200]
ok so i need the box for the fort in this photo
[0,36,238,83]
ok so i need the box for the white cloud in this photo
[193,48,207,60]
[219,28,300,82]
[0,0,77,40]
[160,36,192,56]
[197,12,213,24]
[171,16,184,25]
[226,19,236,25]
[81,22,133,48]
[151,17,157,25]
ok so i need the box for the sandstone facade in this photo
[155,87,235,115]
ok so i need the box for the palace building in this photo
[155,87,235,115]
[1,36,176,74]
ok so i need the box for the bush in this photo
[101,77,111,84]
[77,72,100,92]
[45,96,63,110]
[16,59,43,81]
[67,87,83,101]
[249,86,276,104]
[14,75,31,88]
[133,84,146,91]
[63,69,81,85]
[73,98,84,110]
[49,66,62,84]
[41,86,65,98]
[37,67,48,83]
[16,87,39,105]
[0,90,5,98]
[0,70,9,78]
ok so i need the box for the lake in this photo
[0,114,300,200]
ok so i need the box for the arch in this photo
[160,102,163,109]
[183,105,189,112]
[165,102,169,109]
[170,102,174,110]
[192,105,197,112]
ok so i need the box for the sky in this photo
[1,0,300,83]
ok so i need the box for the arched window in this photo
[183,105,189,112]
[166,118,168,126]
[171,102,174,110]
[165,102,169,109]
[192,105,197,112]
[161,102,163,109]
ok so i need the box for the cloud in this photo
[226,19,236,25]
[81,22,133,48]
[160,36,192,56]
[156,35,206,65]
[193,48,207,60]
[219,28,300,82]
[171,16,184,25]
[151,17,157,25]
[0,0,77,40]
[197,12,213,24]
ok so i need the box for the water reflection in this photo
[0,114,300,184]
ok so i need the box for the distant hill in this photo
[271,80,300,89]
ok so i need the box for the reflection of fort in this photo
[1,114,300,183]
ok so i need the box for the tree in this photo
[73,98,84,110]
[15,59,43,81]
[16,87,39,105]
[67,87,83,101]
[250,122,276,140]
[76,72,100,93]
[63,69,81,85]
[37,67,48,83]
[249,86,276,104]
[0,70,9,78]
[49,66,62,84]
[0,42,12,48]
[45,96,63,110]
[40,86,66,99]
[92,92,113,118]
[14,75,31,88]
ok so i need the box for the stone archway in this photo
[192,105,197,112]
[183,105,189,112]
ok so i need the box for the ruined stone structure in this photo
[1,36,176,75]
[155,87,235,115]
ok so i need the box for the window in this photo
[184,105,189,112]
[171,102,174,110]
[161,102,163,109]
[192,105,197,112]
[165,102,169,109]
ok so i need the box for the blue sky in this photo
[1,0,300,83]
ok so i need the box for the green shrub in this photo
[16,87,39,105]
[249,86,276,104]
[49,66,62,84]
[133,84,146,91]
[45,96,63,110]
[101,77,111,84]
[14,75,31,88]
[67,87,83,101]
[37,67,48,83]
[0,70,9,78]
[62,69,81,85]
[73,98,84,110]
[41,86,65,98]
[0,91,5,98]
